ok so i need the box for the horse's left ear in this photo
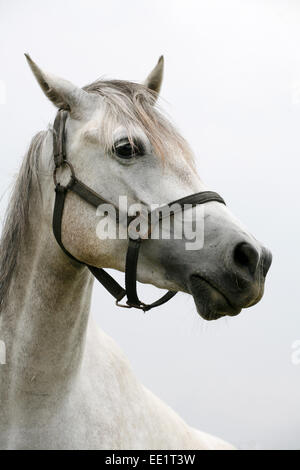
[143,56,164,96]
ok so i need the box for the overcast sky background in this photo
[0,0,300,450]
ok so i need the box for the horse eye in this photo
[114,139,144,160]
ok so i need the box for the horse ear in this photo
[144,56,164,96]
[25,54,91,116]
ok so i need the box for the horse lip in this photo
[189,274,242,316]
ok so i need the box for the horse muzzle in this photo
[188,243,272,321]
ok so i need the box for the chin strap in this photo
[52,110,226,312]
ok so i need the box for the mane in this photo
[0,131,46,312]
[83,79,195,166]
[0,79,194,312]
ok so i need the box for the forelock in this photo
[82,79,195,167]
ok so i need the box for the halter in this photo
[52,110,226,312]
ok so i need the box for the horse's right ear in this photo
[25,54,92,117]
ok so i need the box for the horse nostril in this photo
[233,242,259,276]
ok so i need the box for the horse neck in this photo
[0,156,94,400]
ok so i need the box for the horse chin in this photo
[188,275,242,321]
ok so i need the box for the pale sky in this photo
[1,0,300,449]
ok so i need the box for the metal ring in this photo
[53,160,76,189]
[115,299,132,309]
[115,299,147,310]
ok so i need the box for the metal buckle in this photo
[53,160,76,189]
[115,299,147,310]
[115,299,132,309]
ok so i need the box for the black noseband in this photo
[52,110,225,312]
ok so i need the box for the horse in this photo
[0,55,272,450]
